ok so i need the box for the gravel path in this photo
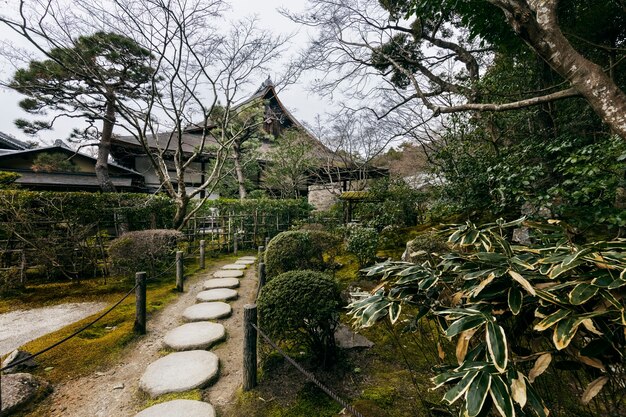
[0,302,108,356]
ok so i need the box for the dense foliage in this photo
[108,229,184,278]
[258,269,341,364]
[349,219,626,417]
[353,178,428,230]
[345,225,379,267]
[197,198,312,220]
[264,230,340,279]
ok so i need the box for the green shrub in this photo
[0,267,22,294]
[345,225,378,267]
[108,229,184,278]
[258,270,341,364]
[264,230,340,278]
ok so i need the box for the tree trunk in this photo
[96,97,117,192]
[173,194,189,230]
[233,144,247,200]
[491,0,626,139]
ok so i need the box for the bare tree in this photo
[284,0,626,140]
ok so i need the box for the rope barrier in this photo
[251,322,367,417]
[0,282,139,373]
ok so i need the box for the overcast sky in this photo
[0,0,330,146]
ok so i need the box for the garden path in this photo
[0,302,107,356]
[29,256,256,417]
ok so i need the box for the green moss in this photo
[361,385,397,407]
[142,389,203,408]
[266,384,342,417]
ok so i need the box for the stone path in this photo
[135,255,256,416]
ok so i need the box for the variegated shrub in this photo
[348,218,626,417]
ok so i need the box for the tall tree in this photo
[286,0,626,139]
[7,32,154,191]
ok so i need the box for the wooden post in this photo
[134,272,147,334]
[199,240,206,269]
[234,233,238,255]
[258,245,264,258]
[176,251,184,292]
[265,236,270,248]
[243,304,258,391]
[258,262,266,292]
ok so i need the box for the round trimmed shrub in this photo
[258,270,341,364]
[264,230,341,278]
[108,229,184,278]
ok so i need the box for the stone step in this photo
[212,269,244,278]
[221,264,247,270]
[235,259,255,265]
[196,288,238,303]
[135,399,216,417]
[183,302,231,322]
[163,322,226,351]
[139,351,219,398]
[203,278,239,290]
[238,256,257,261]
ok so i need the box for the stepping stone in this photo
[222,263,247,270]
[135,399,216,417]
[213,269,244,278]
[196,288,238,302]
[139,350,219,398]
[238,256,257,261]
[183,302,232,322]
[235,259,255,265]
[203,278,239,289]
[163,322,226,351]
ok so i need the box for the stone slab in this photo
[135,400,216,417]
[139,351,219,398]
[235,259,255,265]
[238,256,257,261]
[203,278,239,290]
[0,373,51,416]
[334,324,374,349]
[196,288,238,302]
[221,264,247,270]
[212,269,244,278]
[163,322,226,351]
[183,302,232,322]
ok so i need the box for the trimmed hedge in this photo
[264,230,341,279]
[108,229,185,278]
[0,190,176,280]
[196,198,312,220]
[258,270,340,363]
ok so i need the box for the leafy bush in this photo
[264,230,341,279]
[349,219,626,417]
[258,270,341,364]
[345,225,378,267]
[0,171,20,188]
[108,229,184,278]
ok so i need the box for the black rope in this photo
[0,282,139,373]
[251,322,367,417]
